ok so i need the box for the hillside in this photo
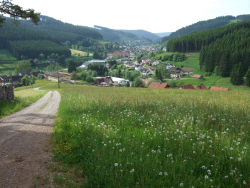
[166,20,250,85]
[161,14,250,43]
[93,26,157,44]
[0,18,71,60]
[155,32,172,37]
[20,15,103,43]
[119,29,161,42]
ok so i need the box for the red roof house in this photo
[148,82,171,89]
[196,83,208,90]
[179,84,195,89]
[192,74,203,79]
[210,86,229,91]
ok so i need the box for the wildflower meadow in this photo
[53,85,250,187]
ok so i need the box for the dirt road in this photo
[0,90,61,188]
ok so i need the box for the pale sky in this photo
[11,0,250,33]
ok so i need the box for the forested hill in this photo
[162,15,250,42]
[93,25,157,44]
[92,25,139,42]
[0,17,71,59]
[119,30,161,42]
[20,15,103,43]
[167,20,250,83]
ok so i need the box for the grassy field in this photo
[70,49,93,57]
[48,84,250,187]
[0,49,17,75]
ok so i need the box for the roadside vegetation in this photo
[0,89,46,118]
[49,83,250,187]
[0,80,56,118]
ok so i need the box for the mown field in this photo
[50,84,250,187]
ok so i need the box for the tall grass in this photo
[53,85,250,187]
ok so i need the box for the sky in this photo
[11,0,250,33]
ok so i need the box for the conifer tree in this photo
[230,63,244,85]
[68,60,76,73]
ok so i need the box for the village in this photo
[0,47,230,91]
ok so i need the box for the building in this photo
[192,74,203,79]
[148,82,171,89]
[47,72,71,82]
[210,86,229,91]
[179,84,195,89]
[196,83,208,90]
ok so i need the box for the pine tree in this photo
[68,60,76,73]
[230,63,244,85]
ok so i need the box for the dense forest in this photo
[167,21,250,83]
[0,18,71,59]
[162,15,250,42]
[20,15,103,42]
[9,40,71,59]
[119,29,160,43]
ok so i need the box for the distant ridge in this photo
[161,14,250,43]
[155,32,172,38]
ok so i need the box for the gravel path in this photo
[0,90,61,188]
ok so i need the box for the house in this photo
[179,84,195,89]
[32,70,46,77]
[111,77,128,86]
[19,71,31,77]
[148,82,171,89]
[196,83,208,90]
[170,67,182,79]
[135,65,143,71]
[192,74,203,79]
[152,60,160,66]
[109,51,130,58]
[47,72,71,82]
[95,77,114,86]
[0,75,12,82]
[0,77,4,84]
[141,68,152,75]
[12,76,23,85]
[210,86,229,91]
[166,63,175,70]
[182,68,194,75]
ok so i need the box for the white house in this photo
[152,60,160,66]
[111,77,129,86]
[135,65,143,71]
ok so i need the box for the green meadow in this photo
[0,49,17,75]
[48,84,250,187]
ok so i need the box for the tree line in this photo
[20,15,103,41]
[162,16,236,42]
[166,20,250,85]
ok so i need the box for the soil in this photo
[0,90,61,188]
